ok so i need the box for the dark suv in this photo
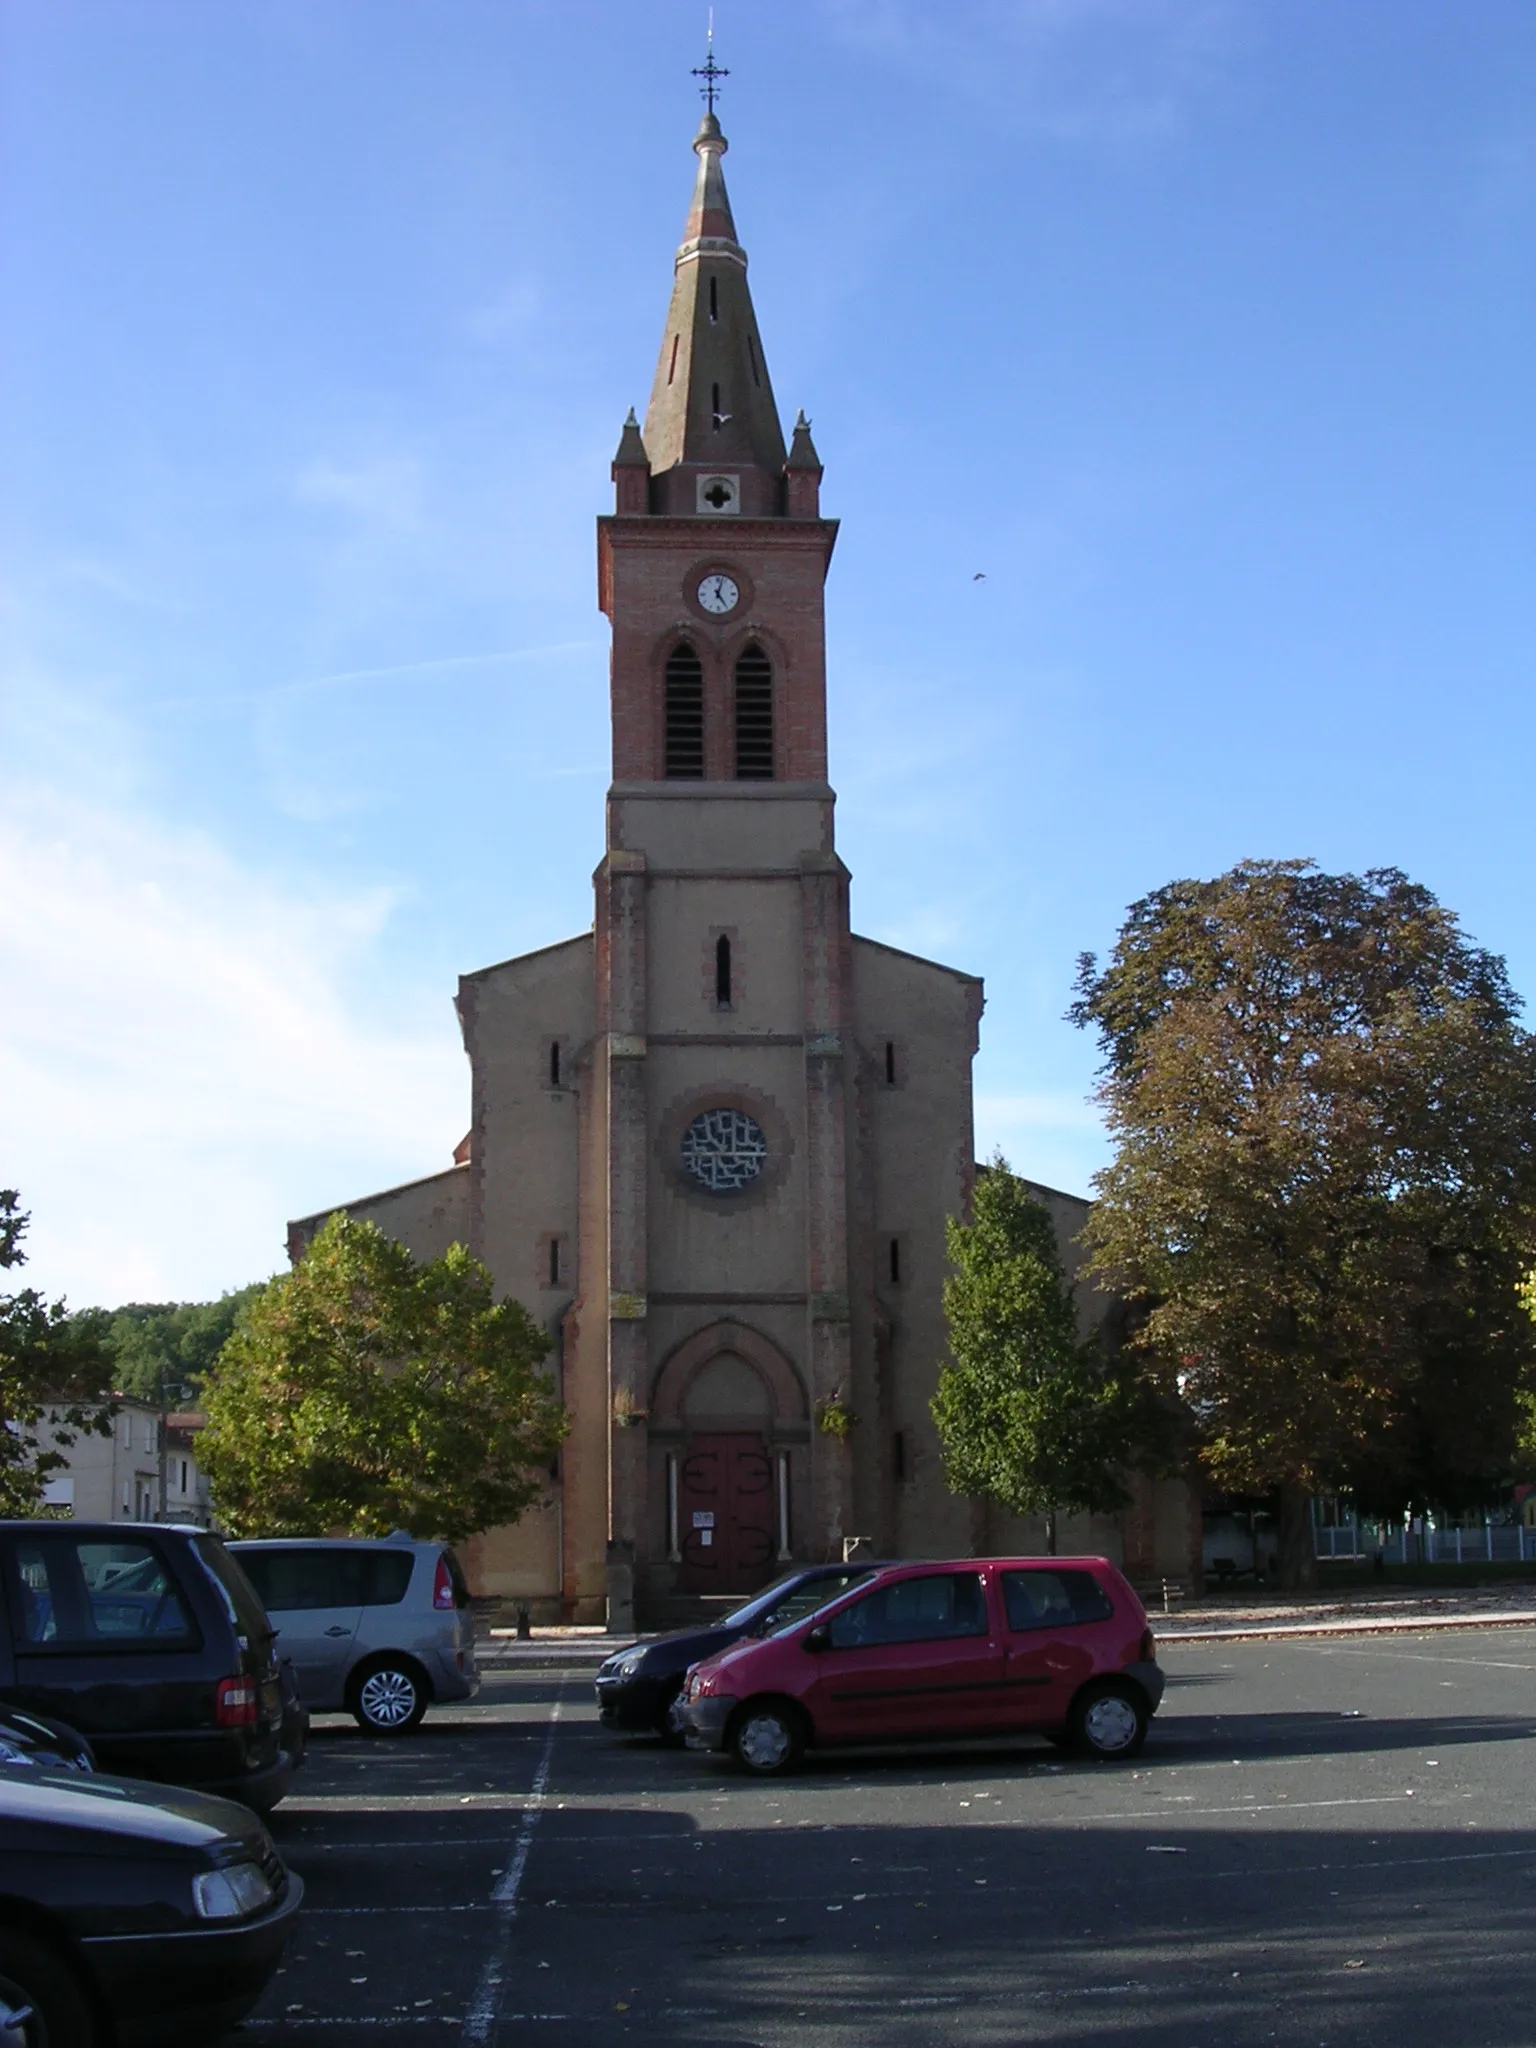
[0,1521,295,1812]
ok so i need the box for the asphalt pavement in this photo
[241,1627,1536,2046]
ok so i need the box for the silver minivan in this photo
[229,1535,479,1734]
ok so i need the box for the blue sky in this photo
[2,0,1532,1307]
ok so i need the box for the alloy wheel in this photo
[359,1667,419,1730]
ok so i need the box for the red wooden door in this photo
[677,1434,776,1593]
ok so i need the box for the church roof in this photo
[641,111,787,493]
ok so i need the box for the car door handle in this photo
[324,1626,351,1637]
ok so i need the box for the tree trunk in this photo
[1277,1482,1317,1591]
[1045,1505,1058,1556]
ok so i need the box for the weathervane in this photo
[692,12,728,115]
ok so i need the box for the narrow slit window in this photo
[668,334,680,384]
[711,381,722,427]
[748,335,761,388]
[733,642,774,779]
[549,1238,562,1287]
[715,934,732,1008]
[893,1430,907,1482]
[884,1040,897,1086]
[709,275,719,322]
[889,1237,901,1285]
[664,642,705,778]
[549,1040,561,1088]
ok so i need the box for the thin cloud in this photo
[0,787,467,1306]
[147,640,601,714]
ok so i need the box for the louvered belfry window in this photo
[664,642,705,778]
[733,642,774,779]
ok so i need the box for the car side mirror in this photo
[803,1623,831,1654]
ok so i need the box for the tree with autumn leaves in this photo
[1071,860,1536,1588]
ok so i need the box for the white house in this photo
[33,1399,214,1527]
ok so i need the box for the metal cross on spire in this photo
[691,14,728,115]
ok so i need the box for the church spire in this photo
[641,81,788,516]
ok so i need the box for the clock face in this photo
[696,573,740,616]
[680,1108,767,1193]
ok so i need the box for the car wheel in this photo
[351,1658,428,1735]
[653,1685,687,1747]
[1069,1680,1148,1761]
[0,1931,99,2048]
[729,1701,805,1776]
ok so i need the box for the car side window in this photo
[828,1572,988,1649]
[1001,1569,1115,1633]
[361,1554,413,1606]
[11,1538,196,1650]
[239,1547,412,1610]
[239,1548,356,1611]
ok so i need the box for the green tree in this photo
[198,1214,566,1541]
[0,1190,114,1515]
[1072,860,1536,1588]
[78,1286,267,1405]
[932,1160,1136,1551]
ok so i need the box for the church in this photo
[290,96,1199,1624]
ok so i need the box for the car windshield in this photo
[727,1569,875,1638]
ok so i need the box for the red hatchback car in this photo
[679,1556,1163,1775]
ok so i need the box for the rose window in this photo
[680,1108,768,1194]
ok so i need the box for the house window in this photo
[179,1460,189,1493]
[884,1040,898,1086]
[668,334,679,384]
[733,642,774,779]
[664,642,705,778]
[889,1237,902,1285]
[549,1040,562,1088]
[709,275,719,323]
[715,934,732,1009]
[549,1237,562,1287]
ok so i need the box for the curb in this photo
[1159,1610,1536,1645]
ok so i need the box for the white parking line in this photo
[1317,1644,1536,1673]
[460,1685,564,2045]
[1080,1793,1411,1824]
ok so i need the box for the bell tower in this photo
[579,89,858,1625]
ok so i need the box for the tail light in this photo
[1139,1628,1157,1663]
[216,1676,258,1728]
[433,1556,454,1611]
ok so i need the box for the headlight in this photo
[617,1649,647,1677]
[192,1861,277,1921]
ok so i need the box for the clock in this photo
[680,1108,767,1193]
[696,573,740,616]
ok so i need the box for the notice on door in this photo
[692,1512,715,1527]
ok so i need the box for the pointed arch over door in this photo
[651,1321,807,1428]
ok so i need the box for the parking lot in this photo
[243,1626,1536,2046]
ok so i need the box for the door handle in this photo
[324,1626,350,1637]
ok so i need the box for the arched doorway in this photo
[676,1354,776,1592]
[651,1326,807,1596]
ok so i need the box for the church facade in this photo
[290,106,1199,1623]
